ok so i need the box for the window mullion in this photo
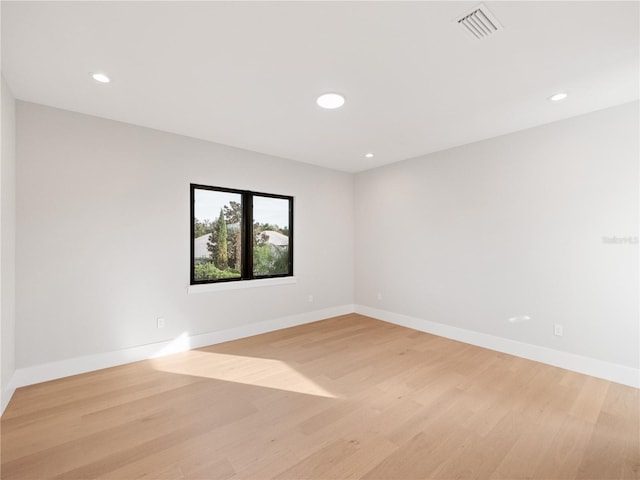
[242,193,253,280]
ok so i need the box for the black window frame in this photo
[190,184,294,285]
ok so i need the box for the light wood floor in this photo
[1,314,638,479]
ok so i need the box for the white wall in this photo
[355,102,639,375]
[1,75,17,413]
[10,99,639,392]
[16,102,354,371]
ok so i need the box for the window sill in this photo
[188,276,297,294]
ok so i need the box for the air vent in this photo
[457,3,503,40]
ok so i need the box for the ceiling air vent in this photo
[457,3,503,40]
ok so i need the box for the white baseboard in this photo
[1,380,16,416]
[355,305,639,389]
[5,302,636,416]
[9,304,356,392]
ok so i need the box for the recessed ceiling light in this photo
[92,72,111,84]
[317,93,345,109]
[549,92,568,102]
[365,153,374,158]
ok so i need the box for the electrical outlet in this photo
[157,317,165,329]
[554,324,563,337]
[376,292,382,301]
[307,295,314,303]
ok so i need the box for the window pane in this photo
[193,189,242,281]
[253,196,290,277]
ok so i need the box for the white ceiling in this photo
[2,1,638,173]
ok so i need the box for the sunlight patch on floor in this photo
[150,348,337,398]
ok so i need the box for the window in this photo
[190,184,293,285]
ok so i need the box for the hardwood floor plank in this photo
[569,375,611,424]
[531,415,595,480]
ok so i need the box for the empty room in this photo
[0,1,638,479]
